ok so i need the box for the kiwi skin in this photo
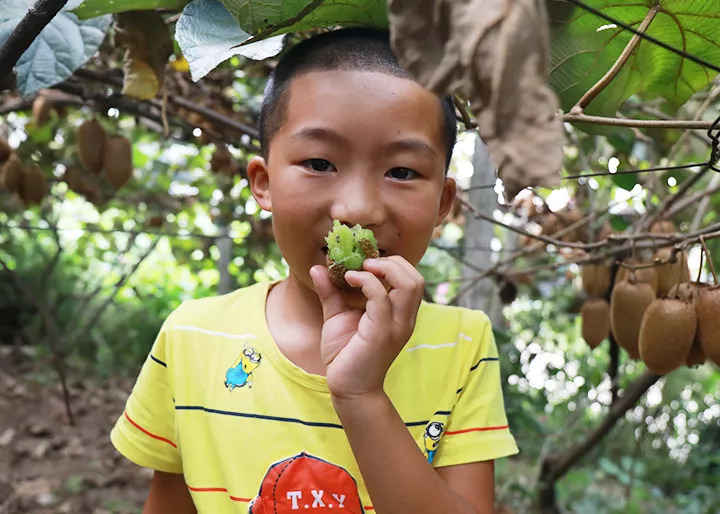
[581,263,611,298]
[654,248,690,297]
[610,279,656,359]
[77,119,106,174]
[695,286,720,366]
[639,298,696,374]
[615,264,659,294]
[581,298,610,349]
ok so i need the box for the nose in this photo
[329,172,386,228]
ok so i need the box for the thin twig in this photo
[572,5,659,113]
[562,113,716,129]
[699,236,718,285]
[0,0,69,90]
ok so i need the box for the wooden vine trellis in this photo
[1,1,720,513]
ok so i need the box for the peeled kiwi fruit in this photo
[581,262,611,297]
[1,154,23,192]
[695,286,720,365]
[610,279,656,359]
[325,220,379,289]
[19,165,47,205]
[77,119,106,174]
[581,298,610,349]
[639,298,696,374]
[104,136,133,188]
[654,248,690,297]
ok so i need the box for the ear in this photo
[247,155,272,212]
[435,177,457,226]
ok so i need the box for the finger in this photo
[309,265,350,322]
[362,257,424,325]
[344,270,392,328]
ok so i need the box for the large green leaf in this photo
[548,0,720,116]
[72,0,190,19]
[219,0,388,36]
[0,0,110,96]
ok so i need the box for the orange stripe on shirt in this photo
[187,485,251,502]
[445,424,509,436]
[124,411,177,448]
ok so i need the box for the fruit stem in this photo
[696,242,705,284]
[699,236,718,285]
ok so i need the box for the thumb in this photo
[309,265,350,322]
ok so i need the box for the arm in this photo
[333,392,494,514]
[143,471,197,514]
[310,257,497,513]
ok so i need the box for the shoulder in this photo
[415,301,491,338]
[162,281,269,330]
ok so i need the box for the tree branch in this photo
[542,371,660,484]
[572,5,659,113]
[0,0,68,90]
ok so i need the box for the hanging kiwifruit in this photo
[32,94,52,127]
[1,154,23,192]
[654,248,691,297]
[103,136,133,188]
[639,298,696,374]
[668,281,709,302]
[581,298,610,349]
[77,119,106,174]
[0,139,11,164]
[557,208,585,242]
[615,263,659,294]
[581,262,611,297]
[541,212,563,236]
[650,220,676,235]
[695,286,720,365]
[210,146,233,175]
[685,340,706,367]
[19,165,47,205]
[610,279,656,359]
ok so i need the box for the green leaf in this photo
[0,1,111,96]
[176,0,285,81]
[72,0,190,19]
[219,0,388,36]
[548,0,720,117]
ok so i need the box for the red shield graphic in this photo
[250,452,364,513]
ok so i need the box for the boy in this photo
[111,28,518,513]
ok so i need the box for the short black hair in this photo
[258,27,457,170]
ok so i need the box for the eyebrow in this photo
[289,126,438,159]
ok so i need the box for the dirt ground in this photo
[0,348,148,514]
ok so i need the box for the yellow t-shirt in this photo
[111,280,518,513]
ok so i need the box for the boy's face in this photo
[248,70,456,304]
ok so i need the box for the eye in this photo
[387,167,418,180]
[302,159,335,172]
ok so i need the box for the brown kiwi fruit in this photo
[558,208,585,242]
[668,281,709,302]
[639,298,696,374]
[63,167,91,196]
[77,119,106,174]
[1,154,23,192]
[32,94,52,127]
[210,146,233,175]
[104,136,133,188]
[695,286,720,365]
[650,220,676,235]
[541,213,563,236]
[19,165,47,205]
[610,279,656,359]
[581,262,611,297]
[654,248,691,297]
[685,340,706,367]
[615,263,659,294]
[581,298,610,349]
[0,139,11,164]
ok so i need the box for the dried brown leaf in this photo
[388,0,563,199]
[115,12,174,100]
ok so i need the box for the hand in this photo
[309,256,425,399]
